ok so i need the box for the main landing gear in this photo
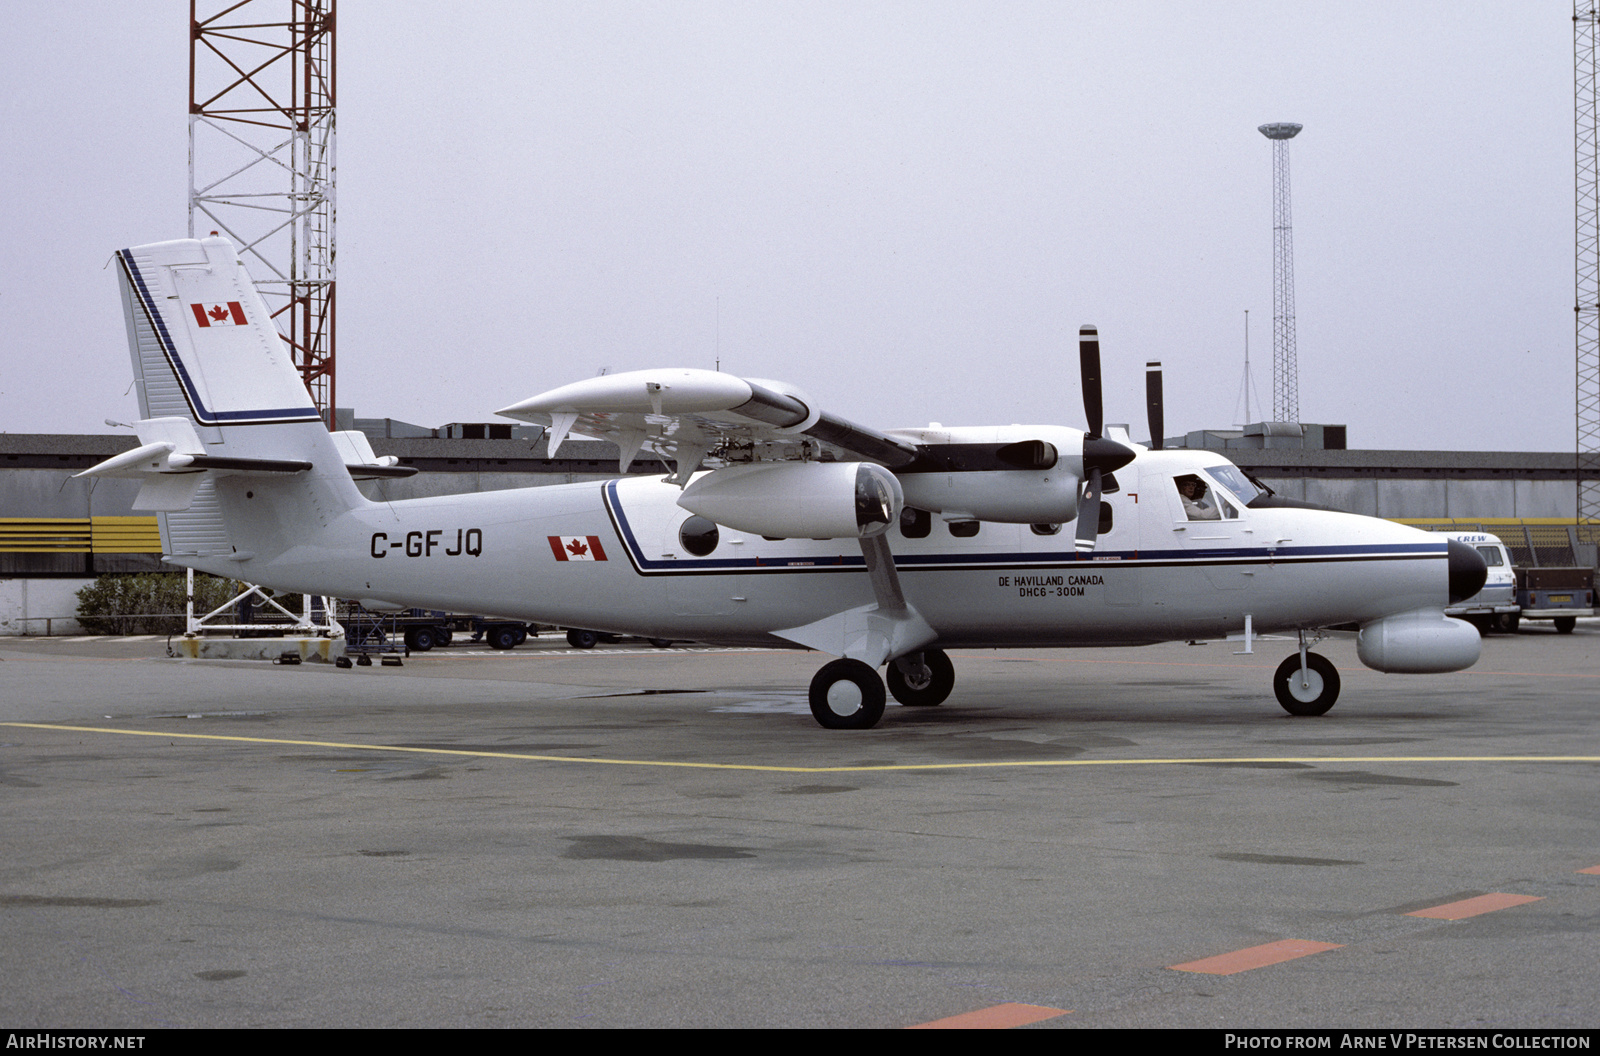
[807,649,955,729]
[886,650,956,707]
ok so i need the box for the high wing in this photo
[496,368,918,482]
[497,365,1138,539]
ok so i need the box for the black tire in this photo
[405,626,437,652]
[649,638,674,649]
[1273,652,1341,716]
[1502,613,1521,633]
[513,627,528,645]
[435,627,453,647]
[886,649,955,707]
[1555,616,1577,634]
[566,628,599,650]
[808,659,887,730]
[487,625,520,650]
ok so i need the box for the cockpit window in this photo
[1205,465,1263,507]
[1175,475,1222,521]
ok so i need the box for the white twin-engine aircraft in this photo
[83,237,1488,729]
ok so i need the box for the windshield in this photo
[1205,465,1263,506]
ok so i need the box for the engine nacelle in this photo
[678,461,903,539]
[1356,609,1482,674]
[886,425,1090,524]
[896,471,1082,524]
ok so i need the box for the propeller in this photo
[1075,325,1137,555]
[1079,325,1104,439]
[1146,360,1164,451]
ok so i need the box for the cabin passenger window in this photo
[1098,503,1113,535]
[948,520,980,538]
[679,516,720,556]
[900,507,931,539]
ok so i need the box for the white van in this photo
[1443,531,1519,632]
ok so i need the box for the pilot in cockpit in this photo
[1176,475,1221,520]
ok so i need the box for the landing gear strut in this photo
[803,533,943,729]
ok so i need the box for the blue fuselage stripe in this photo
[601,480,1447,576]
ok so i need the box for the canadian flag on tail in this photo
[548,536,608,561]
[190,302,247,327]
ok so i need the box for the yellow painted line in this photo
[5,722,1600,774]
[1171,939,1343,975]
[906,1002,1070,1029]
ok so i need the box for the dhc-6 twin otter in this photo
[82,237,1488,729]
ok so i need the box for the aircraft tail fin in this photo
[83,237,365,563]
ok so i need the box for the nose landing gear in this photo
[1273,650,1340,716]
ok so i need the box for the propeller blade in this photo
[1075,468,1102,554]
[1078,325,1103,439]
[1145,360,1164,451]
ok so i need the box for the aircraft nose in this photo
[1447,538,1488,604]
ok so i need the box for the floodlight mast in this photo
[1259,121,1303,424]
[1577,3,1600,551]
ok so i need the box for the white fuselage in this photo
[187,451,1454,650]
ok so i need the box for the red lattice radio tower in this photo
[189,1,336,425]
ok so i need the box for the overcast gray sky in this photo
[0,2,1577,452]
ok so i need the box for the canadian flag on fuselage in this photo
[190,302,247,327]
[548,536,608,561]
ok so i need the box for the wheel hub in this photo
[1288,669,1324,702]
[825,680,864,716]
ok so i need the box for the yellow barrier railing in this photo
[0,517,162,554]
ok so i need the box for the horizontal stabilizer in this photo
[75,417,204,478]
[183,455,313,474]
[330,430,419,480]
[76,417,314,511]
